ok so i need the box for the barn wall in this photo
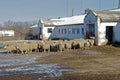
[84,11,98,45]
[42,26,55,39]
[50,24,85,40]
[84,11,120,46]
[98,22,117,45]
[114,22,120,42]
[42,24,85,40]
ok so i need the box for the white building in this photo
[84,10,120,46]
[0,30,14,37]
[30,14,86,40]
[29,8,120,46]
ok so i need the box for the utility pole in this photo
[72,9,74,16]
[118,0,120,8]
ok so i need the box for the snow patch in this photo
[0,54,41,67]
[0,64,68,77]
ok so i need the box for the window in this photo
[88,24,95,36]
[64,29,67,34]
[5,34,9,36]
[77,28,80,34]
[47,28,52,33]
[61,29,64,34]
[82,28,84,35]
[58,29,60,34]
[72,28,75,34]
[68,29,71,34]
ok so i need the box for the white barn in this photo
[84,10,120,46]
[30,14,86,40]
[0,30,14,37]
[29,8,120,46]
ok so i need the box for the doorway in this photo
[88,24,95,38]
[106,26,113,43]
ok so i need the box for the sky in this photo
[0,0,119,24]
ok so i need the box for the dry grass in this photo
[36,46,120,80]
[1,44,120,80]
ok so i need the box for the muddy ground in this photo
[0,45,120,80]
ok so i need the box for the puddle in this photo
[0,64,68,77]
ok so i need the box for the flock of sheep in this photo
[6,38,94,54]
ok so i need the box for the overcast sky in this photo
[0,0,118,23]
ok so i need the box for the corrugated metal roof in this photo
[93,10,120,22]
[42,14,86,26]
[109,8,120,11]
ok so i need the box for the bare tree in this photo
[2,20,37,40]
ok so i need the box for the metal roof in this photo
[109,8,120,11]
[41,14,86,26]
[42,20,55,26]
[93,10,120,22]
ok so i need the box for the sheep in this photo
[71,41,78,49]
[76,38,85,48]
[41,40,55,52]
[71,39,83,49]
[78,41,85,48]
[88,39,95,46]
[84,40,90,47]
[50,42,58,52]
[37,44,44,52]
[42,43,50,52]
[55,41,65,52]
[65,41,72,50]
[10,46,22,54]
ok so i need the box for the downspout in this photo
[96,17,101,46]
[38,19,44,40]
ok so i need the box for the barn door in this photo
[88,24,95,37]
[106,26,113,43]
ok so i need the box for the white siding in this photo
[98,22,117,45]
[37,14,86,40]
[42,26,55,39]
[85,10,120,46]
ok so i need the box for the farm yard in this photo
[0,40,120,80]
[0,0,120,80]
